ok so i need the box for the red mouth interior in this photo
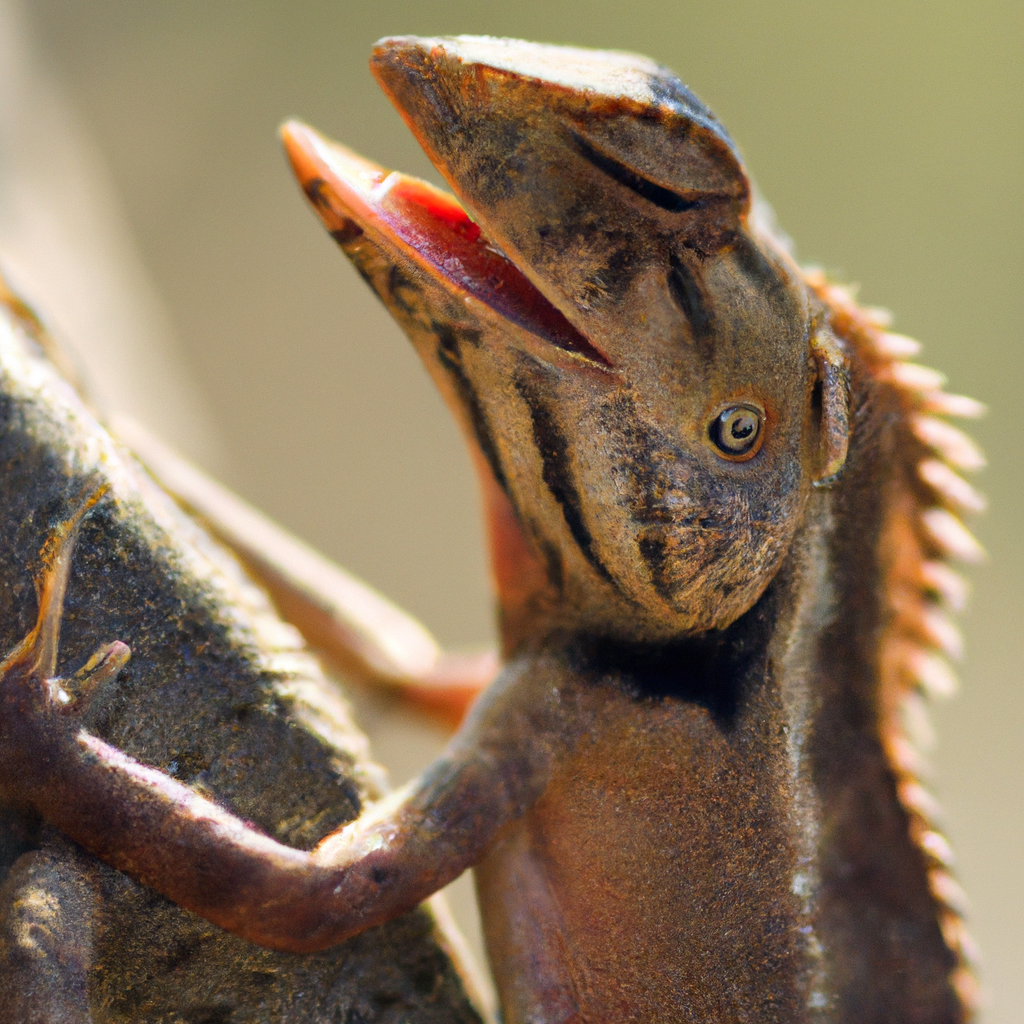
[285,123,611,368]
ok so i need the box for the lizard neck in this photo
[479,316,971,1021]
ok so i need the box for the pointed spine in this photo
[804,269,984,1018]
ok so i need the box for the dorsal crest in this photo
[808,270,985,1013]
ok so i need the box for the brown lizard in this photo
[0,36,984,1022]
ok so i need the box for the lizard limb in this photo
[0,502,560,953]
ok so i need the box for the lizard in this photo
[0,35,984,1022]
[0,273,485,1021]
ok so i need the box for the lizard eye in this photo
[709,404,764,459]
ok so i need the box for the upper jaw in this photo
[280,120,611,367]
[367,36,751,346]
[283,35,753,372]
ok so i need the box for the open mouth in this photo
[281,121,611,367]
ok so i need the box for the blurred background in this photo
[1,0,1020,1018]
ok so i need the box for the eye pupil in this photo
[711,404,763,457]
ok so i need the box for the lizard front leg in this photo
[0,494,566,953]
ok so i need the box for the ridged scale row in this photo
[806,270,984,1015]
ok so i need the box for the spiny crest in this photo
[806,269,984,1015]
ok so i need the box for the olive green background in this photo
[14,1,1024,1020]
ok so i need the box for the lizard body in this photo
[0,35,982,1023]
[285,37,982,1021]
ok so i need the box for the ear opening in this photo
[811,328,850,485]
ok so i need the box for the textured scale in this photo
[0,35,984,1024]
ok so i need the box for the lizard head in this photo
[283,36,848,645]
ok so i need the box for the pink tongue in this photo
[285,122,610,367]
[380,175,610,365]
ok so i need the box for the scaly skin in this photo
[0,36,982,1023]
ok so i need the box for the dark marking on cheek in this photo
[732,235,787,306]
[637,525,736,609]
[590,244,638,307]
[303,177,331,209]
[514,372,619,590]
[435,321,462,366]
[603,394,758,606]
[605,396,693,525]
[637,534,672,601]
[668,253,714,350]
[330,221,364,245]
[387,264,420,317]
[536,536,565,593]
[636,532,694,605]
[432,321,508,493]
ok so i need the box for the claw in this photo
[60,640,131,715]
[40,640,133,718]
